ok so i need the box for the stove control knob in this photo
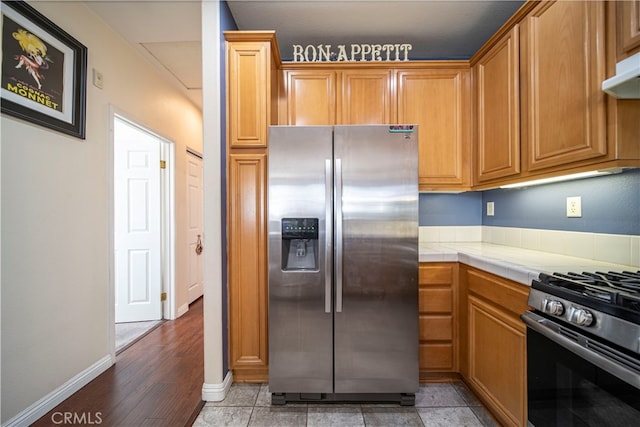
[570,308,594,327]
[542,298,564,316]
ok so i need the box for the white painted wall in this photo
[201,0,227,398]
[0,1,203,423]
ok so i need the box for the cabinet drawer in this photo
[420,343,454,370]
[419,315,452,341]
[466,268,529,317]
[419,288,453,313]
[419,264,454,285]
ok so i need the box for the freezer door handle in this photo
[335,158,343,313]
[324,159,332,314]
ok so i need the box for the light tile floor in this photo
[193,381,499,427]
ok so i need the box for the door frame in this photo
[108,105,176,359]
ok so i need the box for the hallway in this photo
[33,298,204,426]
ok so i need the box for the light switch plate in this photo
[93,68,104,89]
[487,202,495,217]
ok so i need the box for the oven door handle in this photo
[522,311,640,390]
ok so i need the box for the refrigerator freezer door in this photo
[333,125,419,393]
[268,126,334,393]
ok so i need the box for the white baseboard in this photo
[3,355,113,427]
[201,370,233,402]
[176,302,189,319]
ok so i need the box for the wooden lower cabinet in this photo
[460,265,529,427]
[419,263,458,380]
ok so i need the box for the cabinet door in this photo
[397,69,471,190]
[284,70,336,125]
[337,69,394,124]
[475,26,520,183]
[619,0,640,55]
[227,42,270,148]
[521,1,607,172]
[461,266,530,427]
[468,296,526,427]
[228,153,268,381]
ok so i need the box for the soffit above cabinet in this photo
[227,1,526,61]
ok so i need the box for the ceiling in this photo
[84,0,525,110]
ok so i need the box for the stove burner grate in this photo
[535,270,640,321]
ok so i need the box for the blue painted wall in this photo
[419,193,482,226]
[220,0,237,377]
[420,168,640,236]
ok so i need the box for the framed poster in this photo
[1,0,87,139]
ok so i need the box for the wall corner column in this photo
[201,0,226,399]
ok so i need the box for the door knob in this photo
[195,234,203,255]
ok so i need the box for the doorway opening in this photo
[186,148,204,306]
[110,111,175,356]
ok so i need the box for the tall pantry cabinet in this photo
[225,31,280,382]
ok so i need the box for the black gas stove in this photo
[529,271,640,326]
[523,270,640,426]
[529,271,640,355]
[527,270,640,355]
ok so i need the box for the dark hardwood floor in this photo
[33,298,205,427]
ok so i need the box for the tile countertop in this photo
[420,242,640,287]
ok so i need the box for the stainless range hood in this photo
[602,52,640,99]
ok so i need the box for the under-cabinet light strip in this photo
[499,168,624,189]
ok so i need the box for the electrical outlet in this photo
[487,201,495,217]
[566,196,582,218]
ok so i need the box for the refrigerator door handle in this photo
[324,159,332,314]
[335,158,343,313]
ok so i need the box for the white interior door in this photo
[114,117,163,323]
[186,150,204,303]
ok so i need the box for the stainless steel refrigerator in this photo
[267,125,419,405]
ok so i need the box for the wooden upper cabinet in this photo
[475,26,520,183]
[520,1,607,172]
[619,0,640,57]
[337,69,394,124]
[282,70,336,125]
[226,32,280,149]
[397,68,471,190]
